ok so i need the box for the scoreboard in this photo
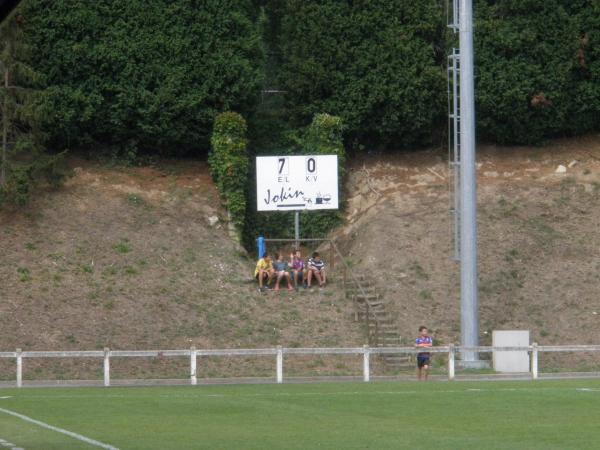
[256,155,339,212]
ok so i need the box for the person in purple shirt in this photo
[415,325,433,381]
[289,249,306,290]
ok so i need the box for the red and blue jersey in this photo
[415,335,433,357]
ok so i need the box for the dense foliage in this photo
[0,12,67,207]
[21,0,264,156]
[574,1,600,135]
[277,0,446,149]
[209,112,250,232]
[474,0,600,144]
[18,0,600,154]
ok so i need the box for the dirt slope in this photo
[0,160,362,379]
[3,135,600,379]
[337,134,600,364]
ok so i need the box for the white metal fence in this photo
[2,344,600,387]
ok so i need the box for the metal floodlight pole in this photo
[459,0,479,363]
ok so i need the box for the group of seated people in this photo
[254,250,326,292]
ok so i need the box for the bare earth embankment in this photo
[2,135,600,380]
[0,160,362,380]
[337,134,600,370]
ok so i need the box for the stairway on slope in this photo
[344,274,412,370]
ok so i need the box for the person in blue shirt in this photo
[272,253,294,292]
[415,326,433,381]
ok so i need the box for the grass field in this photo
[1,380,600,449]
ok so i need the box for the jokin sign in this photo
[256,155,339,212]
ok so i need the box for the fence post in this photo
[16,348,22,388]
[448,344,455,381]
[103,347,110,387]
[531,342,538,380]
[190,346,197,386]
[276,346,283,384]
[363,345,370,382]
[365,303,370,343]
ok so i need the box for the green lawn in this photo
[1,380,599,449]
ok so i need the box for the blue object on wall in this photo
[257,236,265,259]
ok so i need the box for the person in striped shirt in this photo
[415,326,433,381]
[307,252,326,289]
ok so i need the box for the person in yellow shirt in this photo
[254,253,274,292]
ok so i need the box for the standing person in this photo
[273,253,294,292]
[415,326,433,381]
[254,253,274,292]
[289,249,306,290]
[307,252,326,288]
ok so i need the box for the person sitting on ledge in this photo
[254,253,274,292]
[273,253,294,292]
[289,249,307,290]
[307,251,326,289]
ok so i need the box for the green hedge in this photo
[474,0,600,144]
[276,0,600,147]
[19,0,600,152]
[209,112,250,232]
[22,0,265,156]
[0,11,68,207]
[277,0,446,149]
[573,1,600,135]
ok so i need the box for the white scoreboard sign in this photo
[256,155,339,212]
